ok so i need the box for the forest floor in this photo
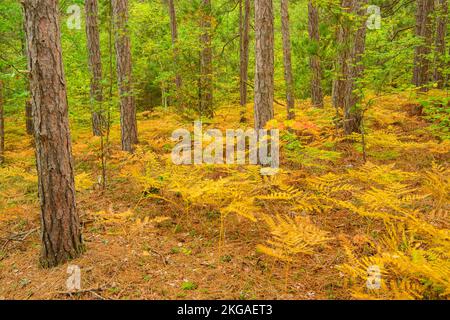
[0,91,448,300]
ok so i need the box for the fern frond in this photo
[258,214,330,263]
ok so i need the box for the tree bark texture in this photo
[343,1,367,135]
[113,0,138,152]
[168,0,183,106]
[254,0,274,129]
[434,0,447,88]
[200,0,214,118]
[333,0,367,134]
[413,0,434,91]
[22,0,83,268]
[239,0,250,107]
[308,0,324,108]
[281,0,295,120]
[22,10,34,135]
[85,0,105,136]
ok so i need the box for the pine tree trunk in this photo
[22,11,34,136]
[85,0,104,136]
[333,0,367,135]
[281,0,295,120]
[168,0,183,105]
[254,0,274,129]
[343,0,367,135]
[0,80,4,165]
[239,0,250,108]
[113,0,138,152]
[434,0,447,89]
[200,0,214,118]
[308,0,324,108]
[332,0,353,110]
[22,0,83,268]
[413,0,434,92]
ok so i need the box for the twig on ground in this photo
[56,285,110,299]
[149,248,168,266]
[1,227,39,251]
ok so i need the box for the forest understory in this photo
[0,92,448,300]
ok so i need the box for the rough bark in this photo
[239,0,250,108]
[254,0,274,130]
[0,80,4,165]
[113,0,138,152]
[332,0,353,110]
[85,0,104,136]
[413,0,434,91]
[308,0,324,108]
[167,0,183,106]
[22,0,83,268]
[333,0,367,134]
[434,0,448,88]
[281,0,295,120]
[343,1,367,135]
[200,0,214,118]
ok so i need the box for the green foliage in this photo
[419,96,450,140]
[181,281,198,290]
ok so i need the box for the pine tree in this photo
[254,0,274,129]
[22,0,83,267]
[113,0,138,152]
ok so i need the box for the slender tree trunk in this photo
[85,0,104,136]
[200,0,214,118]
[254,0,274,129]
[107,0,114,141]
[281,0,295,120]
[22,0,83,268]
[308,0,324,108]
[113,0,138,152]
[333,0,367,134]
[22,10,34,135]
[239,0,250,109]
[413,0,434,92]
[332,0,352,110]
[167,0,183,106]
[0,80,4,165]
[343,0,367,134]
[434,0,448,88]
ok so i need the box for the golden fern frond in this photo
[422,162,450,209]
[293,199,323,213]
[306,173,356,194]
[256,186,303,201]
[348,162,417,187]
[257,214,330,263]
[222,198,258,222]
[340,221,450,300]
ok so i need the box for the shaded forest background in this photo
[2,0,445,124]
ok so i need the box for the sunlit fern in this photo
[422,162,449,209]
[339,219,450,300]
[257,214,330,290]
[257,214,330,261]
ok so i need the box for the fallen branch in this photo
[148,248,168,266]
[56,285,110,300]
[1,227,39,251]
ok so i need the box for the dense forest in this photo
[0,0,449,300]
